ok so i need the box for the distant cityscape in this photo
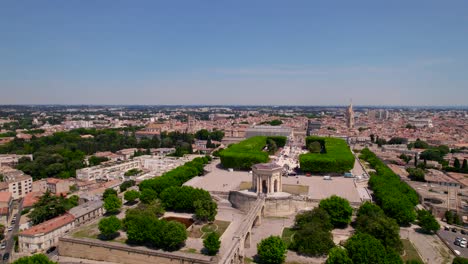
[0,104,466,263]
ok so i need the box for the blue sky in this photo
[1,1,467,106]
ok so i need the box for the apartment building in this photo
[0,167,33,199]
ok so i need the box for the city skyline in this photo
[1,1,467,106]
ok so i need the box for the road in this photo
[1,198,23,263]
[438,228,468,258]
[401,224,454,264]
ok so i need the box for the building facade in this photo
[19,213,75,254]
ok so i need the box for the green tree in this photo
[140,188,158,204]
[12,254,56,264]
[319,195,353,228]
[124,190,140,203]
[370,134,375,143]
[291,222,335,256]
[104,194,122,214]
[160,221,188,251]
[195,129,210,140]
[356,207,402,252]
[98,216,122,239]
[417,210,440,233]
[399,154,412,164]
[294,207,333,231]
[257,236,287,264]
[210,130,225,141]
[345,233,388,264]
[454,158,461,169]
[308,141,322,153]
[453,257,468,264]
[462,159,468,169]
[326,247,353,264]
[267,138,278,154]
[103,188,118,199]
[120,180,136,192]
[203,232,221,256]
[194,199,217,222]
[406,168,425,182]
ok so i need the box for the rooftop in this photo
[20,213,75,236]
[68,200,103,218]
[252,163,283,171]
[0,191,12,202]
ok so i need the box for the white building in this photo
[0,167,33,199]
[19,213,75,254]
[76,160,141,181]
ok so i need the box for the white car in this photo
[7,226,13,231]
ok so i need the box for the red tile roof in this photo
[20,213,75,236]
[23,192,42,208]
[0,192,12,203]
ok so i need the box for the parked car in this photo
[462,230,467,235]
[461,241,467,248]
[452,228,458,233]
[455,237,461,245]
[7,226,13,232]
[0,242,5,249]
[2,253,9,261]
[445,226,450,231]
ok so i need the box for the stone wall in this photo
[59,237,215,264]
[229,191,320,217]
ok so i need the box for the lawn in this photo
[401,239,424,263]
[189,220,231,239]
[239,181,253,190]
[282,184,309,195]
[239,182,308,195]
[72,222,99,239]
[281,227,296,247]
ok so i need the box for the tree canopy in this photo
[98,216,122,239]
[325,247,353,264]
[319,195,353,228]
[257,236,287,264]
[360,148,417,225]
[12,254,56,264]
[416,209,440,234]
[290,208,335,256]
[124,190,140,203]
[29,191,79,225]
[104,194,122,214]
[203,232,221,256]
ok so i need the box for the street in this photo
[1,198,24,263]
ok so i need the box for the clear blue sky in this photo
[1,1,467,106]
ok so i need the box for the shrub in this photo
[257,236,287,264]
[203,232,221,256]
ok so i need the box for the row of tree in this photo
[359,148,419,225]
[194,129,225,141]
[3,128,214,179]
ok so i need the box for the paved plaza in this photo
[186,159,364,203]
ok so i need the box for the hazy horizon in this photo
[1,1,467,106]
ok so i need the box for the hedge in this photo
[139,156,210,197]
[219,136,269,170]
[299,137,354,173]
